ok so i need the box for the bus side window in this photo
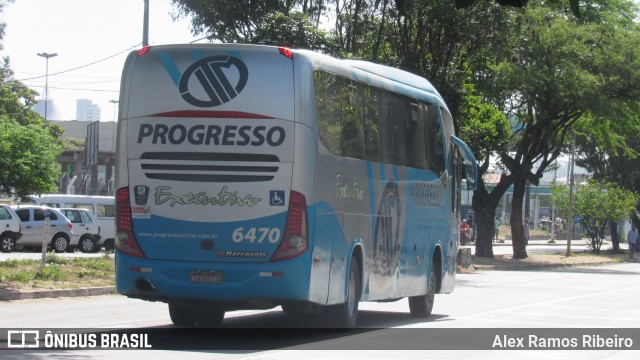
[363,86,381,162]
[407,102,426,169]
[423,103,445,173]
[315,71,343,156]
[341,81,364,159]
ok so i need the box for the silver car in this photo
[60,208,101,253]
[12,206,75,253]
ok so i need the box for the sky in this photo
[1,0,201,121]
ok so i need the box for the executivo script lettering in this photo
[154,186,262,207]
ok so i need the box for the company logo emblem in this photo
[179,55,249,107]
[373,180,402,276]
[134,185,150,206]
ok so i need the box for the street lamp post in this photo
[109,100,119,122]
[37,52,58,121]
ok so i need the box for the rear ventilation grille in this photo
[140,152,280,182]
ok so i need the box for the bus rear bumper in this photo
[115,251,312,307]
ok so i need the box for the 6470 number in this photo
[232,227,281,244]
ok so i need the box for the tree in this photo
[1,54,63,199]
[458,82,512,257]
[476,0,640,259]
[552,181,638,253]
[0,116,62,199]
[574,119,640,252]
[171,0,330,49]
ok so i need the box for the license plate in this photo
[189,271,223,284]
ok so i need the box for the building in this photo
[52,120,115,196]
[75,99,102,122]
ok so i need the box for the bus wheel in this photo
[409,261,436,318]
[168,303,225,327]
[325,257,360,328]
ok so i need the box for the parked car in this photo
[29,194,115,251]
[60,208,101,253]
[11,206,75,253]
[0,204,23,253]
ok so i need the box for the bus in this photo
[28,194,116,251]
[114,44,478,328]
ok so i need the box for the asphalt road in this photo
[1,262,639,359]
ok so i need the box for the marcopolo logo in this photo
[179,55,249,108]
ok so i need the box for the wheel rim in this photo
[2,237,14,251]
[81,238,93,252]
[54,237,67,251]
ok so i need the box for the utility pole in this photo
[566,130,576,257]
[37,52,58,121]
[143,0,149,46]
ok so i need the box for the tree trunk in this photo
[609,219,621,253]
[472,175,514,258]
[510,177,528,259]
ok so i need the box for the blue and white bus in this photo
[114,44,477,328]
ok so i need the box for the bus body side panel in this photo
[313,153,452,304]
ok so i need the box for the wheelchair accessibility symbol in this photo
[270,191,285,206]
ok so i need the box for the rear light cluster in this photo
[67,220,73,231]
[137,46,151,56]
[271,191,308,261]
[278,47,293,60]
[115,187,145,258]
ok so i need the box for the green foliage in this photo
[0,270,32,283]
[253,11,330,50]
[62,137,85,151]
[458,82,511,167]
[45,254,70,265]
[0,116,62,198]
[34,264,67,281]
[0,56,64,198]
[0,58,42,126]
[552,181,638,252]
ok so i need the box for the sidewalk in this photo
[0,285,115,301]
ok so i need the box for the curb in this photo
[0,286,116,301]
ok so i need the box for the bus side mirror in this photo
[450,135,478,191]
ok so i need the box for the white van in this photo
[28,194,115,251]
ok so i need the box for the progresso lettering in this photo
[412,182,443,208]
[137,124,285,146]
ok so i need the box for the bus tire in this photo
[325,257,360,328]
[168,303,225,327]
[409,260,436,318]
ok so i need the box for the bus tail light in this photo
[278,47,293,60]
[115,187,145,258]
[271,191,308,262]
